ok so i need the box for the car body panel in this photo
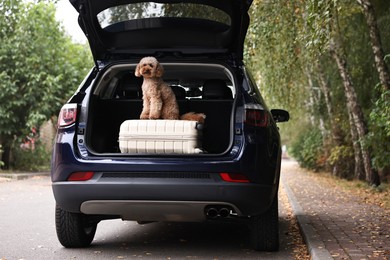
[69,0,252,61]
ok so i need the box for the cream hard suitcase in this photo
[119,120,203,154]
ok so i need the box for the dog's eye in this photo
[149,64,154,68]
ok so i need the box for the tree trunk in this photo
[316,63,344,145]
[347,109,365,180]
[316,63,351,177]
[316,63,333,118]
[329,39,380,185]
[357,0,390,91]
[306,69,317,127]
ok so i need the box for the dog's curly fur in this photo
[135,57,206,123]
[135,56,179,120]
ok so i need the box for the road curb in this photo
[0,172,50,181]
[281,178,333,260]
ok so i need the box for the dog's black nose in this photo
[142,68,151,75]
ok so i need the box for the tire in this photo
[249,196,279,251]
[55,204,97,248]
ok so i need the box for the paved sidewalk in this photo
[281,160,389,260]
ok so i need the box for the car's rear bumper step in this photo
[52,180,276,218]
[81,200,240,221]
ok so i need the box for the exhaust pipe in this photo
[206,207,219,219]
[219,208,230,218]
[205,206,232,219]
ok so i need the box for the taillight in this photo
[58,104,77,127]
[220,173,250,183]
[245,109,269,127]
[67,171,94,181]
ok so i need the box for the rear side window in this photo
[97,2,231,29]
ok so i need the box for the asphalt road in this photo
[0,176,299,260]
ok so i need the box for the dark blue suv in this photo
[52,0,289,251]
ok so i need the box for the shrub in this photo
[366,89,390,170]
[289,127,324,170]
[12,141,50,171]
[328,145,354,179]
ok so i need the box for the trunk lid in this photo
[69,0,252,62]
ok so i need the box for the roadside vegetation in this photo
[245,0,390,186]
[0,0,92,171]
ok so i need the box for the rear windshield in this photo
[97,2,231,29]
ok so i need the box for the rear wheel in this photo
[55,204,97,248]
[249,196,279,251]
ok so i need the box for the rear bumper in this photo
[80,200,239,221]
[52,173,277,221]
[51,136,280,221]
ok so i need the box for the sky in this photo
[55,0,87,43]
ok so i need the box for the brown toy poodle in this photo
[135,56,205,123]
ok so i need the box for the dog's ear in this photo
[155,62,164,77]
[135,63,141,77]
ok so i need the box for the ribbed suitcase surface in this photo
[119,120,202,154]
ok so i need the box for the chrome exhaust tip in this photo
[219,208,230,218]
[206,207,219,219]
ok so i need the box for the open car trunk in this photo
[85,62,236,155]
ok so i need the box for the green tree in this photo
[246,0,389,184]
[357,0,390,91]
[0,1,92,169]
